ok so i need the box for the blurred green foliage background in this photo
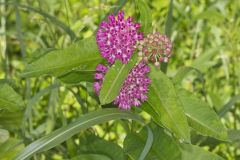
[0,0,240,159]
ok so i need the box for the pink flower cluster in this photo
[94,11,172,109]
[114,61,151,109]
[96,11,143,64]
[93,64,108,95]
[93,62,151,109]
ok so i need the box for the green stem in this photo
[160,62,168,73]
[14,0,31,99]
[160,0,173,74]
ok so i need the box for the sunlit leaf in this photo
[181,144,224,160]
[0,129,9,144]
[22,36,101,77]
[145,66,190,141]
[0,110,23,130]
[124,125,182,160]
[177,88,228,141]
[0,83,24,112]
[80,135,125,160]
[0,138,24,160]
[58,70,95,84]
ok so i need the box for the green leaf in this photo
[192,48,221,72]
[177,89,228,141]
[99,56,137,105]
[25,48,54,64]
[0,129,9,144]
[181,144,224,160]
[22,36,101,78]
[80,135,125,160]
[172,66,203,85]
[58,70,95,84]
[0,138,24,160]
[0,110,23,130]
[228,130,240,144]
[0,83,24,112]
[218,95,240,117]
[160,0,173,73]
[72,154,111,160]
[145,66,190,141]
[136,0,152,33]
[124,125,182,160]
[14,109,144,160]
[138,126,153,160]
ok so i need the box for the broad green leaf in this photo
[0,110,23,130]
[177,89,228,141]
[218,95,240,117]
[181,144,224,160]
[0,138,24,160]
[80,135,125,160]
[0,129,9,144]
[228,130,240,146]
[0,83,24,112]
[22,36,101,77]
[124,125,182,160]
[58,70,95,84]
[0,79,19,91]
[25,48,54,64]
[72,154,111,160]
[208,92,224,111]
[136,0,152,33]
[145,66,190,141]
[14,109,144,160]
[99,56,137,105]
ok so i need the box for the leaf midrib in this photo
[102,65,125,103]
[186,113,223,138]
[151,85,188,140]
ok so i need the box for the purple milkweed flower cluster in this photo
[114,61,151,109]
[136,32,172,67]
[96,11,143,64]
[93,61,151,110]
[94,11,171,110]
[93,64,108,95]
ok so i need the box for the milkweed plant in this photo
[0,0,236,160]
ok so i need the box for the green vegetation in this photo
[0,0,239,159]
